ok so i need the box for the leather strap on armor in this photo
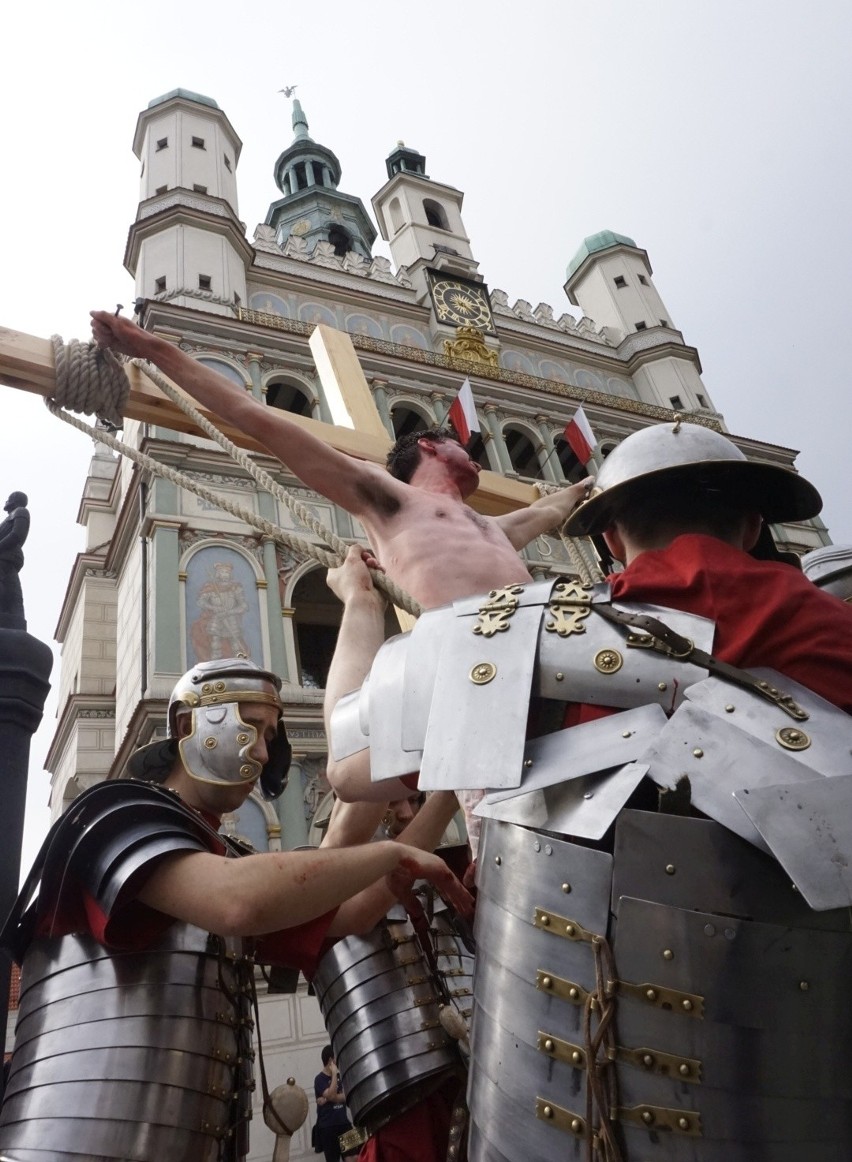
[594,602,809,721]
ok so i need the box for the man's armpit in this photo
[354,477,402,517]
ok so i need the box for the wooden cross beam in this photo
[0,322,538,517]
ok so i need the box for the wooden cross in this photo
[0,322,538,519]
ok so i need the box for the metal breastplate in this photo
[0,923,253,1162]
[469,813,852,1162]
[313,902,473,1133]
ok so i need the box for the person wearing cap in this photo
[0,657,472,1162]
[325,420,852,1159]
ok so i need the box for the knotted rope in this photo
[47,335,421,616]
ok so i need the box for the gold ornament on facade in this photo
[443,326,499,368]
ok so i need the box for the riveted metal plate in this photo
[476,761,649,842]
[537,1030,587,1069]
[484,703,666,803]
[735,774,852,911]
[615,1042,702,1083]
[537,600,714,710]
[644,701,822,851]
[685,669,852,776]
[419,605,545,790]
[615,978,704,1018]
[617,1102,701,1136]
[534,1097,588,1138]
[611,810,850,931]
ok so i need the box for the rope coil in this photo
[47,335,421,615]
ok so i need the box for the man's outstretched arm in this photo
[494,477,593,549]
[90,311,395,518]
[323,546,414,802]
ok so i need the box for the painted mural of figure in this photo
[191,560,250,660]
[0,491,30,629]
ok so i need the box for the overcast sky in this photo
[3,0,851,873]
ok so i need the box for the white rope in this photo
[47,336,422,616]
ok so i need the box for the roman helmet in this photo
[127,657,291,800]
[802,545,852,601]
[564,419,822,536]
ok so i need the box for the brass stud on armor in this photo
[562,883,572,893]
[542,976,553,989]
[237,733,249,744]
[776,726,811,751]
[470,661,497,685]
[693,748,704,758]
[565,923,576,936]
[622,729,632,738]
[543,1105,554,1119]
[663,949,674,960]
[679,1063,691,1077]
[645,988,658,1002]
[642,1053,655,1068]
[571,1051,582,1064]
[570,1118,582,1134]
[494,855,502,866]
[682,999,694,1012]
[239,764,253,777]
[594,648,623,674]
[658,682,667,691]
[568,986,579,999]
[523,758,533,768]
[725,704,735,713]
[555,672,564,681]
[544,1038,555,1052]
[665,864,676,875]
[678,1117,690,1131]
[799,980,810,991]
[544,844,553,856]
[214,681,226,692]
[540,914,550,926]
[641,1110,655,1125]
[202,683,212,694]
[204,737,217,749]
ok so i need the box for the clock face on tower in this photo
[427,273,495,333]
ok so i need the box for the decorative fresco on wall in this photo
[185,546,263,666]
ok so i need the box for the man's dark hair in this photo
[610,476,753,547]
[321,1044,335,1066]
[386,426,458,483]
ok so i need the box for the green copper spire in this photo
[292,98,311,142]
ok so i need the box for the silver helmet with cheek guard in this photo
[128,657,291,800]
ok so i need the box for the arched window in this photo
[267,380,312,416]
[504,427,544,480]
[328,225,351,257]
[423,199,448,230]
[466,430,489,470]
[391,405,430,440]
[389,196,403,233]
[290,568,343,689]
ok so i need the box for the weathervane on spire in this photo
[278,85,298,98]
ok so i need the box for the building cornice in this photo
[54,552,115,642]
[124,191,255,274]
[45,693,116,773]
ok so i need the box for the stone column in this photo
[0,627,52,1098]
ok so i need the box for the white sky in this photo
[2,0,851,875]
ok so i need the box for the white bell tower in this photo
[125,89,251,316]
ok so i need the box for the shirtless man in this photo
[90,312,590,610]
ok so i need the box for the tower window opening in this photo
[669,395,684,410]
[191,136,206,150]
[328,225,351,257]
[295,162,307,190]
[635,321,647,331]
[613,275,627,289]
[696,393,707,409]
[155,185,168,195]
[660,318,668,327]
[423,199,449,230]
[467,429,488,470]
[193,184,208,194]
[156,137,168,151]
[198,275,212,291]
[224,154,232,172]
[638,274,648,285]
[154,276,166,294]
[311,161,325,185]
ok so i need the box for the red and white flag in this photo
[564,407,596,466]
[448,378,480,445]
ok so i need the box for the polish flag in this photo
[448,378,480,445]
[564,407,596,467]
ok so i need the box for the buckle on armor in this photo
[626,630,695,660]
[339,1126,370,1152]
[472,585,525,637]
[544,579,593,637]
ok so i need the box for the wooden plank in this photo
[0,324,539,514]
